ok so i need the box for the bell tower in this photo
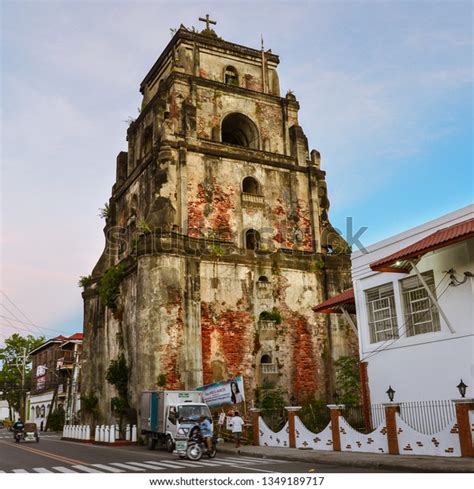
[81,19,357,422]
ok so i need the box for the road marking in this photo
[225,455,281,463]
[175,460,216,467]
[218,457,267,464]
[146,460,197,469]
[125,461,166,470]
[110,463,146,472]
[91,464,125,473]
[71,464,103,473]
[12,469,29,473]
[33,468,54,473]
[52,466,78,473]
[0,440,84,465]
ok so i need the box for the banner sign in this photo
[197,375,245,408]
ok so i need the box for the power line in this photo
[0,314,68,336]
[0,290,71,337]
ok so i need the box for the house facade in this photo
[27,333,83,428]
[351,205,473,404]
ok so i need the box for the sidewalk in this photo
[218,442,474,473]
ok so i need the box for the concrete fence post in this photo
[94,425,99,442]
[285,406,302,449]
[453,398,474,457]
[105,426,110,443]
[110,425,115,444]
[250,408,261,446]
[327,404,345,452]
[126,424,131,441]
[85,425,90,441]
[384,403,400,455]
[131,424,137,442]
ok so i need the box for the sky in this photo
[1,0,472,344]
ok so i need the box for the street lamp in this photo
[386,386,395,402]
[457,379,467,398]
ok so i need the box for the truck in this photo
[140,390,212,451]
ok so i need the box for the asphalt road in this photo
[0,432,389,473]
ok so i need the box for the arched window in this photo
[224,66,238,86]
[258,276,269,283]
[221,113,259,149]
[242,176,260,195]
[245,229,261,250]
[260,354,272,364]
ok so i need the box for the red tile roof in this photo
[370,218,474,273]
[313,288,355,314]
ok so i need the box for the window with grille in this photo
[365,283,398,343]
[401,271,440,336]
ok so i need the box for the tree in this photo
[334,355,361,406]
[105,354,130,434]
[0,333,45,419]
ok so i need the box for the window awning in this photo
[370,218,474,273]
[313,288,355,314]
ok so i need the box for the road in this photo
[0,432,388,473]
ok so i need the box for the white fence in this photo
[63,424,137,443]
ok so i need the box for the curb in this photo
[217,446,474,473]
[61,437,136,446]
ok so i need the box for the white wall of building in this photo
[26,391,54,429]
[352,205,474,403]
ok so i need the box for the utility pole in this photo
[18,348,27,420]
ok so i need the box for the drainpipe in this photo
[408,260,455,334]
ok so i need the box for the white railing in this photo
[241,193,265,205]
[63,423,137,443]
[261,363,278,374]
[259,320,277,331]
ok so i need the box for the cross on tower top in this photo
[198,14,217,31]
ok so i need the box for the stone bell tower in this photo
[81,18,358,422]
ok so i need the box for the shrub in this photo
[98,264,125,311]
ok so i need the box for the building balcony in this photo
[241,192,265,207]
[261,363,279,374]
[258,320,277,331]
[56,351,74,370]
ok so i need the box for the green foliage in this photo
[98,264,125,311]
[99,203,110,220]
[259,308,283,324]
[255,386,286,432]
[78,275,93,289]
[298,398,331,433]
[80,392,99,416]
[47,406,65,431]
[137,220,152,234]
[334,356,361,406]
[308,258,325,272]
[157,374,167,388]
[106,355,129,430]
[207,243,225,257]
[105,354,129,400]
[111,396,128,416]
[0,334,45,416]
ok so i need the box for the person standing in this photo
[230,411,244,448]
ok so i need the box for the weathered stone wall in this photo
[82,27,358,424]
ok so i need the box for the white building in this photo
[351,205,473,404]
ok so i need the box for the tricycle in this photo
[174,421,217,461]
